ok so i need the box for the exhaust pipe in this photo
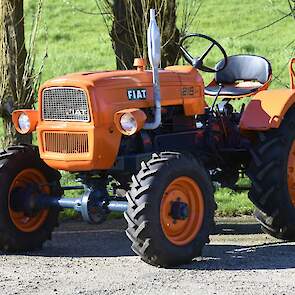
[144,9,162,130]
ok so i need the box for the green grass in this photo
[215,189,254,217]
[18,0,295,217]
[24,1,115,82]
[24,0,294,87]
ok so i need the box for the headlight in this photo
[120,113,137,135]
[114,108,147,136]
[18,113,31,133]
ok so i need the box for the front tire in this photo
[124,152,215,267]
[0,145,62,252]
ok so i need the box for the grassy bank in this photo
[24,0,294,87]
[17,0,294,217]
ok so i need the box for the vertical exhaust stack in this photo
[144,9,162,130]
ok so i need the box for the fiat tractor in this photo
[1,9,295,267]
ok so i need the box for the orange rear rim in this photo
[287,141,295,206]
[8,169,49,233]
[160,176,204,246]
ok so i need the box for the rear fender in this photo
[240,89,295,131]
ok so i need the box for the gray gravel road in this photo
[1,217,295,295]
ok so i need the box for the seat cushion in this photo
[205,85,261,97]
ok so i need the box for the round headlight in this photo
[120,113,137,135]
[18,113,31,133]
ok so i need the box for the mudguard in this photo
[240,89,295,130]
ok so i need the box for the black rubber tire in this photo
[0,145,62,252]
[124,152,215,267]
[247,107,295,240]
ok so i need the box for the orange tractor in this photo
[1,9,295,267]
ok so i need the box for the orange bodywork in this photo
[33,66,205,171]
[240,89,295,131]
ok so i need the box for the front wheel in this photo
[124,152,215,267]
[0,145,62,252]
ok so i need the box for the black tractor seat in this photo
[205,55,272,98]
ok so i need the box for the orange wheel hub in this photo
[160,176,204,246]
[288,141,295,207]
[8,169,49,233]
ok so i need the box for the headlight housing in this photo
[114,109,147,136]
[12,110,38,134]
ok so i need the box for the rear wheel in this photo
[124,152,215,267]
[0,145,62,252]
[248,107,295,240]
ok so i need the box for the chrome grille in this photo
[42,87,90,122]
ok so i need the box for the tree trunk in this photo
[110,0,143,70]
[158,1,180,67]
[110,0,180,70]
[1,0,32,145]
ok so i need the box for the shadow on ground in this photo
[186,242,295,271]
[213,222,262,235]
[1,218,295,270]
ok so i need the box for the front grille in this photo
[44,132,89,154]
[42,87,90,122]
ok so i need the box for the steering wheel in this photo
[179,33,228,73]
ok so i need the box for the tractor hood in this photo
[41,69,182,90]
[39,66,205,122]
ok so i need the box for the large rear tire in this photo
[0,145,62,252]
[248,107,295,240]
[124,152,215,267]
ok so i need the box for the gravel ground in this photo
[0,217,295,295]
